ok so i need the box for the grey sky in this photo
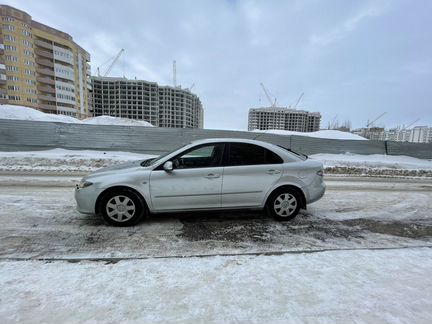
[5,0,432,130]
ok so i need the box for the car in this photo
[75,138,325,226]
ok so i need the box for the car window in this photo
[226,143,283,166]
[172,143,224,169]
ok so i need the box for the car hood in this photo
[91,160,144,175]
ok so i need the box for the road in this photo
[0,175,431,260]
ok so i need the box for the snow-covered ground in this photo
[1,248,431,324]
[0,104,154,127]
[253,128,367,140]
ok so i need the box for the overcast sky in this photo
[5,0,432,130]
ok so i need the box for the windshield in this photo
[140,143,188,167]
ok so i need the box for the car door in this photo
[149,143,225,211]
[221,143,283,208]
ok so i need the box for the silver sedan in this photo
[75,138,325,226]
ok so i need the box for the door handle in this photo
[205,173,220,179]
[266,169,281,175]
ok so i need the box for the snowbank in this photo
[253,129,367,140]
[0,104,154,127]
[0,149,430,174]
[83,115,153,127]
[0,149,155,173]
[311,153,432,170]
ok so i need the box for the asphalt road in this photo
[0,175,431,261]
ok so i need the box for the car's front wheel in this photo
[99,188,146,226]
[267,188,301,221]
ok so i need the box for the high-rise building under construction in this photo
[248,107,321,132]
[92,77,204,128]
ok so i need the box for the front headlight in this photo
[78,180,93,189]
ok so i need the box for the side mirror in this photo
[163,161,173,172]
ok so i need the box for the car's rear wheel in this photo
[267,189,301,221]
[100,188,145,226]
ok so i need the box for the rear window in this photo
[226,143,283,166]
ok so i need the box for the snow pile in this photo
[0,104,154,127]
[83,116,153,127]
[253,129,367,140]
[311,153,432,170]
[0,149,155,173]
[0,104,80,123]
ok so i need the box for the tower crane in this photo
[366,112,387,128]
[97,49,125,77]
[293,92,304,108]
[405,118,420,129]
[260,82,277,107]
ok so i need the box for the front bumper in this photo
[74,184,101,214]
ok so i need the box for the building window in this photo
[6,65,19,72]
[4,45,17,52]
[6,75,19,81]
[2,17,14,22]
[23,50,33,56]
[22,39,33,47]
[2,24,15,31]
[8,95,21,101]
[8,85,20,91]
[5,55,18,62]
[4,34,16,42]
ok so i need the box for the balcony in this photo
[37,76,55,85]
[37,85,55,94]
[35,57,54,68]
[34,39,53,50]
[35,48,53,59]
[36,67,55,77]
[37,93,56,102]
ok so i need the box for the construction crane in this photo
[260,82,277,107]
[405,118,420,129]
[97,49,125,77]
[189,83,195,91]
[293,92,304,108]
[173,60,177,87]
[366,112,387,128]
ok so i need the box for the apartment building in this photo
[352,126,432,143]
[0,5,91,118]
[248,107,321,132]
[92,77,204,128]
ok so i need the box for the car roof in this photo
[190,137,273,146]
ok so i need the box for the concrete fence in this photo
[0,119,431,159]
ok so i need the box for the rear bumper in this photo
[307,180,326,204]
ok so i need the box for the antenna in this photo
[173,60,176,87]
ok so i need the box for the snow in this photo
[0,104,80,123]
[253,129,367,140]
[0,104,154,127]
[83,115,153,127]
[311,152,432,170]
[1,248,431,323]
[0,149,430,174]
[0,149,155,173]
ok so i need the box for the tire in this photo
[99,188,146,226]
[266,188,301,221]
